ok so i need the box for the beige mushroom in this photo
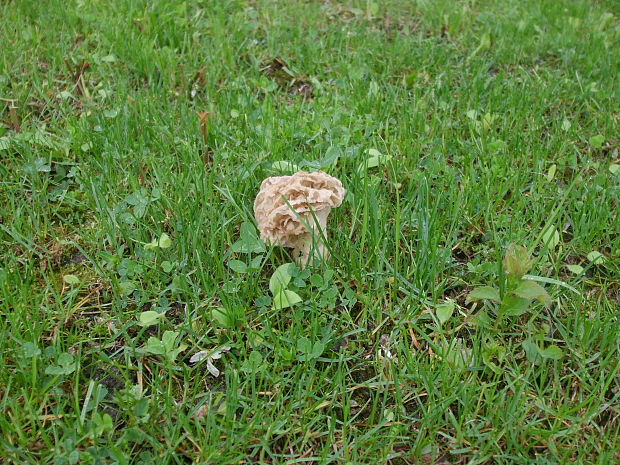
[254,171,345,267]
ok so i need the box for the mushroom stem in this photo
[293,208,331,268]
[293,235,328,268]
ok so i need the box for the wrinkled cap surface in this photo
[254,171,345,248]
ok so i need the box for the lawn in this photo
[1,0,619,463]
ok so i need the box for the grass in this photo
[0,0,619,463]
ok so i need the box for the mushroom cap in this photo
[254,170,345,248]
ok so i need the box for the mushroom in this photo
[254,170,345,267]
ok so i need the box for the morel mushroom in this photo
[254,171,345,267]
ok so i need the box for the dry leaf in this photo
[189,346,231,377]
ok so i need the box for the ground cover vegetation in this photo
[1,0,619,463]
